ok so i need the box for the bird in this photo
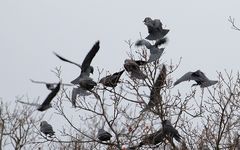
[17,82,61,111]
[139,128,164,147]
[143,17,170,41]
[99,70,125,87]
[162,120,181,142]
[135,38,167,63]
[143,65,166,111]
[71,86,91,107]
[40,121,55,137]
[30,79,72,90]
[174,70,218,88]
[124,59,147,80]
[97,128,112,141]
[54,41,100,90]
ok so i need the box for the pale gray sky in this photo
[0,0,239,104]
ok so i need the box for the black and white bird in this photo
[162,120,181,142]
[17,82,61,111]
[54,41,100,90]
[174,70,218,88]
[99,70,125,87]
[97,128,112,141]
[135,38,167,63]
[144,65,166,111]
[124,59,147,80]
[143,17,170,41]
[40,121,55,137]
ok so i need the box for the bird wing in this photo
[135,39,152,49]
[81,41,100,74]
[53,52,81,68]
[41,82,61,106]
[30,79,73,87]
[174,72,194,86]
[16,100,40,107]
[155,37,168,47]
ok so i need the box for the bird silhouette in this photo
[17,82,61,111]
[174,70,218,88]
[124,59,147,80]
[99,70,125,87]
[40,121,55,137]
[135,38,167,63]
[71,86,91,107]
[162,120,181,142]
[143,65,166,111]
[54,41,100,90]
[143,17,169,41]
[97,128,112,141]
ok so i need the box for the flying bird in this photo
[40,121,55,137]
[17,82,61,111]
[135,38,167,63]
[71,86,91,107]
[143,17,170,41]
[99,70,125,87]
[97,128,112,141]
[174,70,218,88]
[54,41,100,90]
[142,65,166,111]
[162,120,181,142]
[124,59,147,80]
[139,128,164,147]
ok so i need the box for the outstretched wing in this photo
[155,37,168,47]
[81,41,100,74]
[135,39,152,49]
[53,52,81,68]
[174,72,194,86]
[41,82,61,106]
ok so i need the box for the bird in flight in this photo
[124,59,147,80]
[135,38,167,63]
[174,70,218,88]
[143,17,169,41]
[40,121,55,137]
[54,41,100,91]
[99,70,125,87]
[71,86,91,107]
[17,82,61,111]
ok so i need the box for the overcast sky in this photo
[0,0,239,103]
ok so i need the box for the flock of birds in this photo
[16,17,218,149]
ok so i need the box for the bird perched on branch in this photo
[17,82,61,111]
[40,121,55,137]
[99,70,125,87]
[142,65,166,112]
[143,17,169,41]
[97,128,112,141]
[174,70,218,88]
[139,128,164,147]
[135,37,168,63]
[124,59,147,80]
[162,120,181,143]
[54,41,100,90]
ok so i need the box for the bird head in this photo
[143,17,152,23]
[40,121,48,127]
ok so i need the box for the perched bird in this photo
[143,65,166,111]
[97,128,112,141]
[143,17,170,41]
[139,128,164,147]
[174,70,218,88]
[71,86,91,107]
[40,121,55,137]
[124,59,147,80]
[17,82,61,111]
[162,120,181,142]
[135,38,167,63]
[54,41,100,90]
[30,79,72,90]
[99,70,125,87]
